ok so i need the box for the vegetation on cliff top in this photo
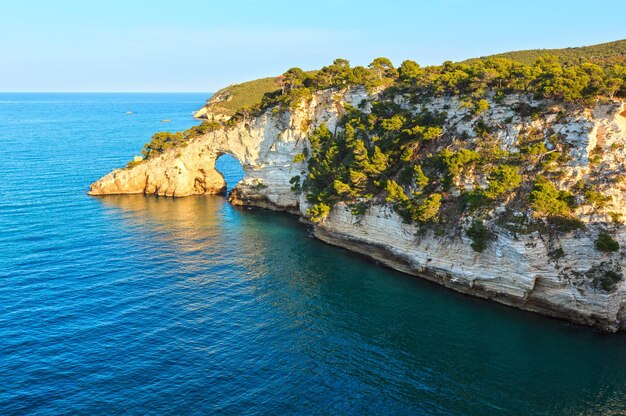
[210,48,626,135]
[199,38,626,122]
[125,122,222,167]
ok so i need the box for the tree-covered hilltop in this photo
[478,38,626,66]
[202,39,626,123]
[192,39,626,126]
[210,51,625,133]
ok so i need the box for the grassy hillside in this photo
[203,76,281,117]
[478,39,626,65]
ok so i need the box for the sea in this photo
[1,93,625,415]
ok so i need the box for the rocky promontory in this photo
[89,52,626,331]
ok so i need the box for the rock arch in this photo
[88,107,314,201]
[88,87,369,208]
[88,146,229,197]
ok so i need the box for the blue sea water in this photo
[0,93,625,416]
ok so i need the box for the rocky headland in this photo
[90,48,626,331]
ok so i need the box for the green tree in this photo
[398,60,422,81]
[466,221,491,252]
[439,148,480,179]
[333,180,352,195]
[485,165,521,199]
[142,131,187,158]
[279,67,306,93]
[369,57,398,80]
[385,180,409,204]
[307,203,331,223]
[380,114,406,132]
[529,176,572,216]
[413,165,429,191]
[473,99,490,115]
[595,232,620,252]
[314,59,352,88]
[413,193,442,223]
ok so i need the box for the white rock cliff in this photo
[89,87,626,331]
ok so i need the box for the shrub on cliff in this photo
[546,215,584,233]
[438,148,480,187]
[307,203,331,223]
[142,131,187,159]
[385,180,409,204]
[413,193,442,224]
[586,262,623,292]
[484,165,522,200]
[584,187,612,209]
[473,99,490,115]
[193,121,221,135]
[596,271,623,292]
[529,177,573,217]
[289,175,302,194]
[595,232,620,252]
[466,221,491,252]
[385,184,442,225]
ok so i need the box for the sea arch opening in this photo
[215,153,245,193]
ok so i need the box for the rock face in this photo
[315,205,626,331]
[89,87,626,331]
[87,152,227,197]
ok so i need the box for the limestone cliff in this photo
[88,87,369,204]
[89,87,626,331]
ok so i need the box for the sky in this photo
[1,0,625,92]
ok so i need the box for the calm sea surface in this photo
[1,93,625,415]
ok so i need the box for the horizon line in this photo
[0,91,214,94]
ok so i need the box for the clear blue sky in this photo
[2,0,625,92]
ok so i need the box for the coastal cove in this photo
[2,93,626,414]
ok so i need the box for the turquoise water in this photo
[1,93,625,415]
